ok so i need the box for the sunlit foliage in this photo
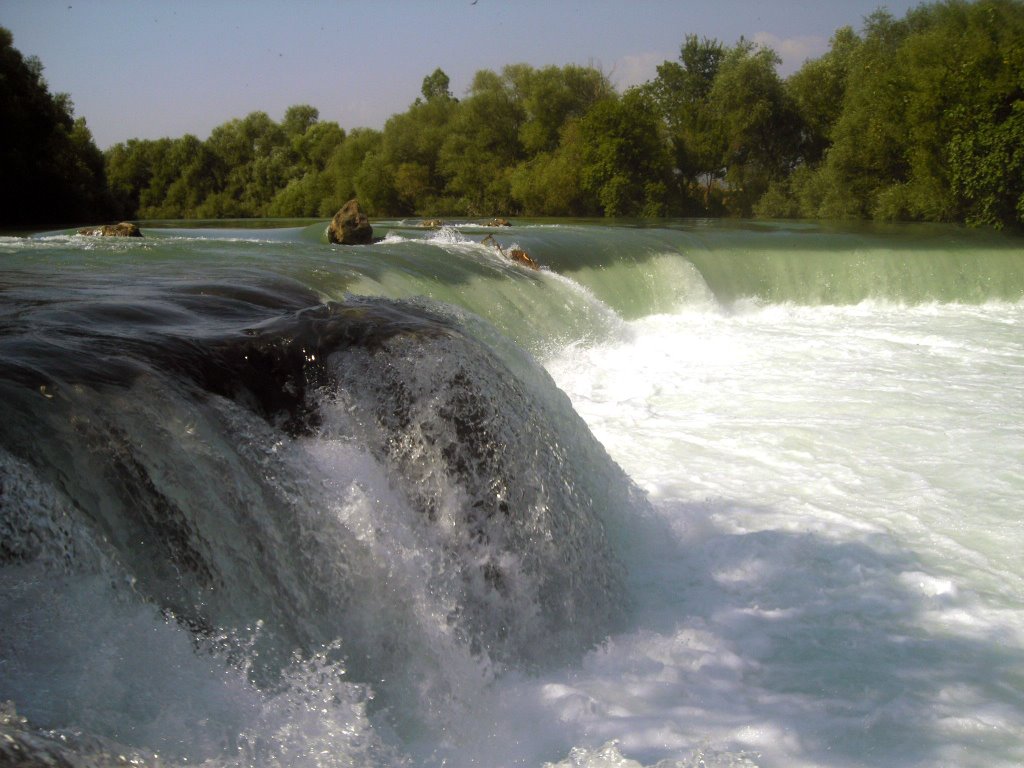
[8,2,1022,228]
[762,0,1024,228]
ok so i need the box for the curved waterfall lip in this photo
[1,220,1023,767]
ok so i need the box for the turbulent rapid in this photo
[1,219,1022,767]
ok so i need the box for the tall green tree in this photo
[763,10,915,219]
[438,67,526,215]
[785,26,861,166]
[198,111,288,216]
[153,136,218,218]
[709,39,803,216]
[281,104,320,138]
[778,0,1024,228]
[0,27,112,226]
[510,120,596,216]
[510,63,614,154]
[105,138,156,218]
[336,69,458,216]
[932,0,1024,226]
[266,118,346,217]
[108,136,207,219]
[504,63,613,216]
[322,128,382,215]
[380,95,458,214]
[419,67,453,103]
[576,89,671,217]
[646,35,728,212]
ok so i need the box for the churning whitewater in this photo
[1,219,1023,767]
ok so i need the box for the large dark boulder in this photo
[77,222,142,237]
[327,199,373,245]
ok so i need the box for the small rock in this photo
[488,218,511,227]
[77,222,142,237]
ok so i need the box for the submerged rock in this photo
[508,248,540,270]
[1,701,160,767]
[327,198,373,245]
[333,314,628,663]
[77,222,142,237]
[481,234,540,270]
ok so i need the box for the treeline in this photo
[105,0,1024,228]
[0,28,111,227]
[758,0,1024,227]
[4,0,1024,229]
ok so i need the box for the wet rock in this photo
[77,222,142,237]
[327,199,373,245]
[481,234,540,270]
[508,248,540,270]
[488,218,511,227]
[1,701,161,767]
[419,219,445,229]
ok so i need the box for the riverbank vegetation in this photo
[3,0,1023,228]
[0,28,111,227]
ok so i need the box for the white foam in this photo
[537,299,1024,767]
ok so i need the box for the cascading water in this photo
[1,219,1023,767]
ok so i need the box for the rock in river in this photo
[327,199,373,245]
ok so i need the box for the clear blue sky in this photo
[3,0,921,149]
